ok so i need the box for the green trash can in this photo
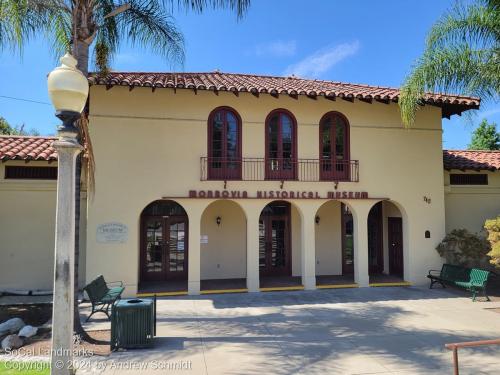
[111,297,156,350]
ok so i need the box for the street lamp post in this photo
[47,53,89,375]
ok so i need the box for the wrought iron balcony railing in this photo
[200,157,359,182]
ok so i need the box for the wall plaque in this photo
[96,222,128,243]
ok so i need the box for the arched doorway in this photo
[368,200,405,282]
[140,200,188,284]
[259,201,292,277]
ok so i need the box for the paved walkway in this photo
[78,287,500,374]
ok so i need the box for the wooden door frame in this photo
[265,109,298,180]
[140,216,166,282]
[368,202,384,274]
[388,217,404,277]
[140,214,189,283]
[165,215,189,280]
[341,203,354,275]
[319,111,351,181]
[259,203,292,277]
[207,106,242,180]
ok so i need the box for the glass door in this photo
[266,111,296,180]
[259,215,291,276]
[320,113,349,180]
[208,108,241,180]
[167,217,188,279]
[141,215,188,282]
[143,217,166,281]
[341,204,354,274]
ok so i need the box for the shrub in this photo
[436,229,490,267]
[484,216,500,268]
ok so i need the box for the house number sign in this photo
[96,222,129,243]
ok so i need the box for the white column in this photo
[187,209,202,295]
[51,130,82,375]
[300,206,316,290]
[350,201,374,288]
[246,210,260,292]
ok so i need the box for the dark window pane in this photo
[209,109,241,178]
[143,201,186,216]
[343,204,354,266]
[450,174,488,185]
[335,118,345,160]
[145,219,163,273]
[259,220,266,269]
[5,166,57,180]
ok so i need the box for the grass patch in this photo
[0,361,50,374]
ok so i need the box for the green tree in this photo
[399,0,500,127]
[0,116,14,134]
[0,0,250,341]
[469,118,500,149]
[0,116,40,135]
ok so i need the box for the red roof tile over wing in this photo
[88,71,480,118]
[443,150,500,171]
[0,136,57,162]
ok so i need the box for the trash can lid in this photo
[115,298,153,308]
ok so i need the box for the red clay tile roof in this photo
[88,71,480,118]
[443,150,500,171]
[0,136,57,162]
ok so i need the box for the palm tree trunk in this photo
[74,39,89,76]
[73,154,93,341]
[72,37,91,341]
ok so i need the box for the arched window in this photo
[208,107,242,180]
[319,111,350,180]
[265,109,297,180]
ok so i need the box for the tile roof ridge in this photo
[0,135,57,139]
[307,77,399,90]
[88,71,481,102]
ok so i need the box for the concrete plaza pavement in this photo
[78,286,500,375]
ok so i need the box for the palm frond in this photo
[114,0,185,66]
[427,1,500,50]
[0,0,48,52]
[47,9,72,56]
[400,0,500,127]
[168,0,250,19]
[400,44,499,126]
[77,113,95,198]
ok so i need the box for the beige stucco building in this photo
[1,72,498,298]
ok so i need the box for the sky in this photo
[0,0,499,149]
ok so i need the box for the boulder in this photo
[0,318,25,336]
[18,325,37,338]
[37,319,52,334]
[1,334,23,351]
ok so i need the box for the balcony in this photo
[200,157,359,182]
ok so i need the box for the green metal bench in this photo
[427,263,490,302]
[83,275,125,321]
